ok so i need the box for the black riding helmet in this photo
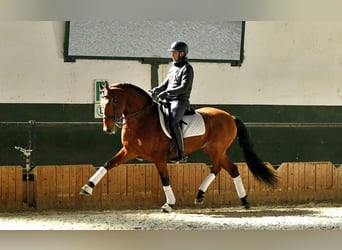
[168,40,188,56]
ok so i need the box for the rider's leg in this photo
[171,123,187,162]
[169,100,188,163]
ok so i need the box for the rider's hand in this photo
[158,91,168,100]
[150,88,156,95]
[149,88,158,101]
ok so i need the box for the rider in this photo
[151,40,194,163]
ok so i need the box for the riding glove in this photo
[158,91,168,100]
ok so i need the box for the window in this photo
[64,21,245,65]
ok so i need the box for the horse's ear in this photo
[105,80,110,90]
[100,81,110,94]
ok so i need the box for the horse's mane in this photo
[113,83,153,103]
[113,83,151,100]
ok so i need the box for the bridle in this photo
[102,91,151,129]
[102,94,124,128]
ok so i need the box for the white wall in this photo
[1,21,342,105]
[0,21,151,104]
[188,22,342,105]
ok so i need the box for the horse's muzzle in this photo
[103,126,118,135]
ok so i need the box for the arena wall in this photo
[0,162,340,211]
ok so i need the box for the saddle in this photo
[157,101,206,139]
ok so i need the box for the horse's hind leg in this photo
[220,155,250,209]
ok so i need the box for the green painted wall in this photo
[1,104,342,167]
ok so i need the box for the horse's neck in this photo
[123,93,152,118]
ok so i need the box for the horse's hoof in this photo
[240,196,250,209]
[243,203,251,209]
[194,198,204,205]
[194,190,205,205]
[160,203,173,213]
[79,184,93,196]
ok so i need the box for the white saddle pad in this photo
[158,106,206,139]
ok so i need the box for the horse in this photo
[80,81,278,212]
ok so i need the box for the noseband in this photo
[102,95,125,128]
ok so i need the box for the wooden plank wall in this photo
[0,166,23,211]
[30,162,341,210]
[0,163,340,211]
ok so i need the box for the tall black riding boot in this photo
[171,123,187,163]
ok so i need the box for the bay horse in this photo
[80,81,278,212]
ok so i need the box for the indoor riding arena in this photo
[0,21,342,230]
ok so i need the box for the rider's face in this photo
[171,50,184,62]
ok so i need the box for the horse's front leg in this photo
[155,161,176,213]
[79,147,135,196]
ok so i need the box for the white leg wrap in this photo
[199,173,216,192]
[163,185,176,205]
[233,175,247,199]
[89,166,107,186]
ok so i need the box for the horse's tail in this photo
[234,116,278,187]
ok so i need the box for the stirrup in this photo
[170,155,188,163]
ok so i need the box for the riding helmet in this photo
[168,40,188,56]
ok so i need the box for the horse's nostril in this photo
[103,127,116,135]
